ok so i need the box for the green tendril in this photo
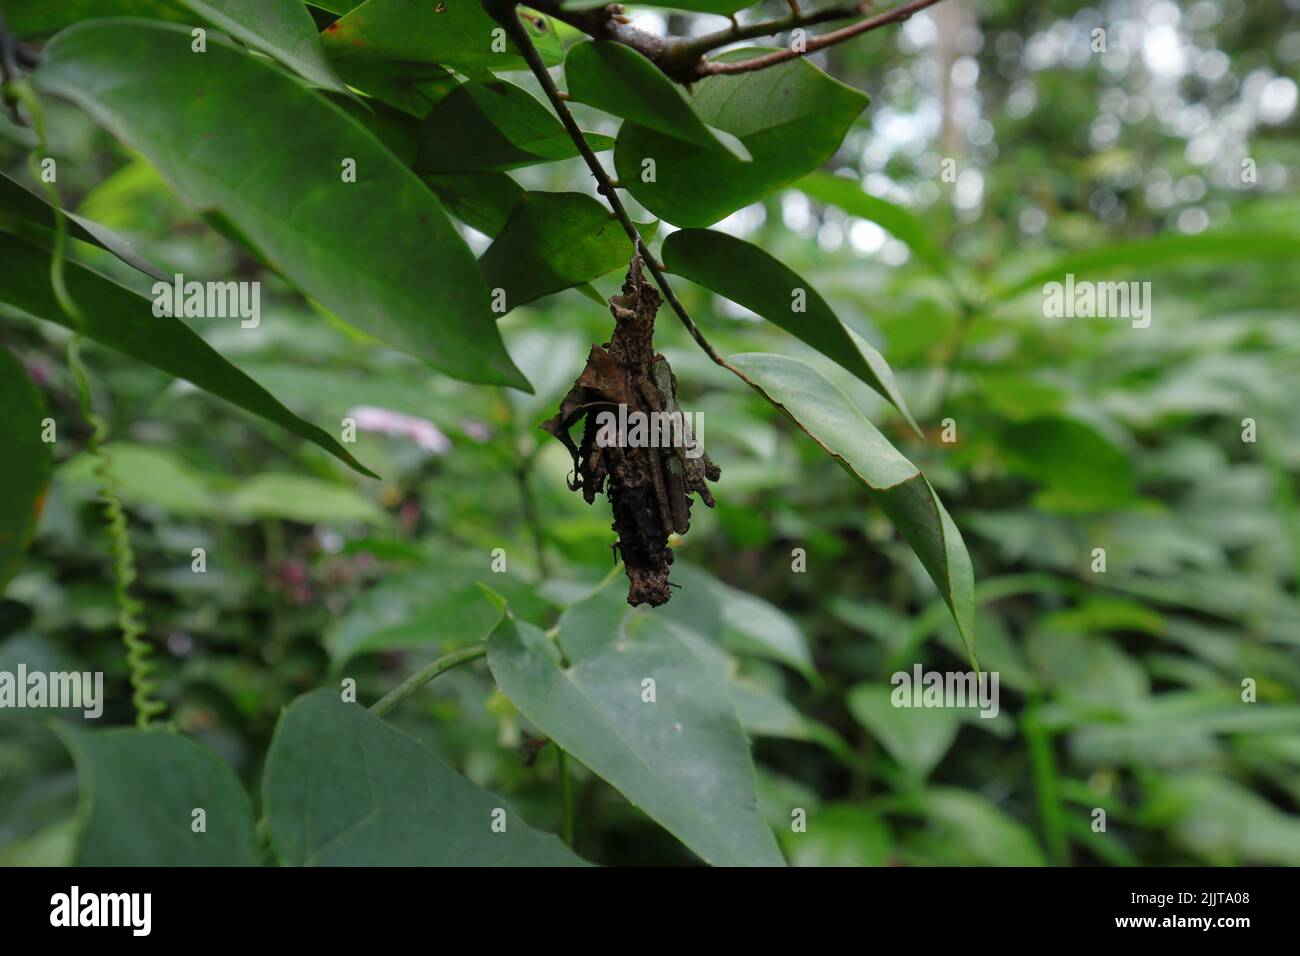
[66,340,164,727]
[10,76,166,729]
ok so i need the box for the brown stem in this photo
[699,0,946,76]
[485,0,737,375]
[674,3,866,63]
[524,0,882,82]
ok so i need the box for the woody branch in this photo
[521,0,947,83]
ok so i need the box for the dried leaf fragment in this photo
[541,256,719,606]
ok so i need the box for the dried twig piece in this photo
[542,256,720,606]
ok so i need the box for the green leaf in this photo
[662,617,848,760]
[311,0,365,13]
[663,228,919,433]
[0,821,76,867]
[795,171,945,273]
[914,788,1047,866]
[729,352,976,665]
[989,232,1300,302]
[323,90,422,164]
[331,58,457,118]
[425,172,524,236]
[320,0,564,75]
[564,41,748,159]
[616,49,869,227]
[225,474,389,525]
[1027,631,1148,711]
[0,171,167,280]
[263,689,585,865]
[665,563,816,681]
[0,348,52,593]
[0,232,375,478]
[480,192,654,309]
[779,803,893,866]
[715,582,817,682]
[847,683,959,778]
[412,78,611,174]
[0,0,191,38]
[486,585,786,866]
[36,19,529,391]
[1149,773,1300,866]
[1001,415,1135,511]
[59,443,217,517]
[59,725,259,866]
[177,0,347,91]
[327,565,510,664]
[59,443,390,525]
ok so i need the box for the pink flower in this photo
[347,406,451,454]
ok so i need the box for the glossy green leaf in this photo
[319,0,564,74]
[263,689,585,865]
[59,725,259,866]
[663,228,919,433]
[795,171,945,273]
[729,352,976,665]
[425,172,524,235]
[487,585,786,866]
[413,78,611,174]
[616,49,869,227]
[565,41,748,159]
[331,58,457,117]
[0,348,52,593]
[0,0,190,37]
[480,192,654,309]
[0,233,375,477]
[312,0,364,13]
[36,19,529,391]
[0,171,167,280]
[178,0,347,91]
[323,91,421,164]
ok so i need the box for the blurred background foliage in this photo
[2,0,1299,866]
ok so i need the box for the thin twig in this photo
[525,0,944,82]
[699,0,946,76]
[674,3,865,62]
[485,0,740,378]
[526,0,874,82]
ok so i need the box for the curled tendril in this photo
[7,76,166,729]
[65,341,166,728]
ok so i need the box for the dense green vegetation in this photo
[1,0,1297,866]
